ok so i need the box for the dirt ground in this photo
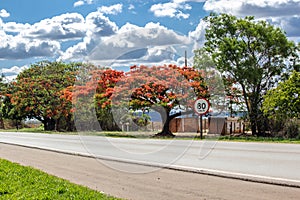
[0,143,299,200]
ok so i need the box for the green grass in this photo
[78,132,300,143]
[216,135,300,144]
[2,127,300,144]
[2,127,76,135]
[0,159,120,200]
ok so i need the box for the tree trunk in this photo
[154,109,190,137]
[66,115,76,132]
[256,112,267,137]
[249,106,267,137]
[43,118,56,131]
[250,120,257,136]
[15,119,19,130]
[0,117,4,129]
[154,109,195,137]
[249,109,258,136]
[155,116,175,137]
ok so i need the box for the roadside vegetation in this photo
[2,127,300,144]
[195,13,299,138]
[0,159,119,200]
[216,136,300,144]
[0,13,299,139]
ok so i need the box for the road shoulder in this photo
[0,143,299,200]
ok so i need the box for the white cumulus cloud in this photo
[87,22,190,65]
[204,0,300,17]
[188,19,207,49]
[0,18,61,59]
[203,0,300,39]
[20,13,86,40]
[73,0,94,7]
[0,34,61,59]
[128,4,135,10]
[150,1,192,19]
[1,65,29,82]
[3,22,31,33]
[98,4,123,15]
[60,20,190,65]
[59,11,118,61]
[74,1,85,7]
[0,9,10,18]
[1,65,28,74]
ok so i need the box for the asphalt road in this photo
[1,131,300,187]
[1,143,300,200]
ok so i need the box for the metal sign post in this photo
[200,115,203,139]
[194,98,210,139]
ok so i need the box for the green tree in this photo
[0,74,7,129]
[7,61,81,131]
[194,48,245,116]
[202,13,297,136]
[2,81,27,129]
[289,42,300,73]
[262,71,300,137]
[263,71,300,118]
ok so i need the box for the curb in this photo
[1,141,300,188]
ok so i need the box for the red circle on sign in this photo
[194,98,210,115]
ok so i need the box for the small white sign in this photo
[194,98,210,115]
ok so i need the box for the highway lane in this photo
[2,143,300,200]
[1,131,300,186]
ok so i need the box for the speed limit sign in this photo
[194,98,210,115]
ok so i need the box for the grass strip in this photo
[0,159,120,200]
[217,136,300,144]
[2,128,300,143]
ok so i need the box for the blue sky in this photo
[0,0,300,80]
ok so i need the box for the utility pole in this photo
[185,50,187,67]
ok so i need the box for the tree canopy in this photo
[111,65,209,136]
[62,65,208,136]
[63,68,125,131]
[202,13,298,135]
[194,48,244,116]
[262,71,300,137]
[5,61,81,131]
[263,71,300,119]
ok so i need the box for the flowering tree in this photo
[6,61,80,131]
[110,65,209,137]
[64,65,208,136]
[63,68,125,131]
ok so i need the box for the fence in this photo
[169,117,209,133]
[122,117,244,135]
[208,117,244,135]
